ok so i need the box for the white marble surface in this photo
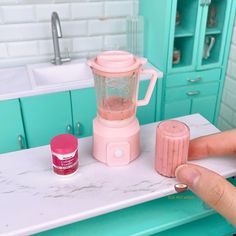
[0,62,163,102]
[1,114,236,236]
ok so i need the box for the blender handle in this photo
[137,69,158,107]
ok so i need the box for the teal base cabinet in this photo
[20,92,73,148]
[137,80,157,125]
[71,88,97,138]
[35,178,236,236]
[0,99,27,153]
[140,0,236,125]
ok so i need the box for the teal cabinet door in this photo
[71,88,97,138]
[191,95,217,123]
[21,92,73,148]
[196,0,233,70]
[137,80,157,125]
[164,99,191,120]
[0,99,26,154]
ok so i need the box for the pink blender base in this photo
[93,117,140,166]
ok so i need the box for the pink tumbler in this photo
[155,120,190,178]
[50,134,78,176]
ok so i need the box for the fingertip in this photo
[175,164,188,178]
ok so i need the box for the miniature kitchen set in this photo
[0,0,236,235]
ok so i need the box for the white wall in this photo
[218,15,236,130]
[0,0,138,68]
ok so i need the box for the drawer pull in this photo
[187,77,202,83]
[18,135,24,150]
[67,124,72,134]
[186,91,200,96]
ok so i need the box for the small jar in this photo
[173,48,181,65]
[50,134,78,176]
[155,120,190,178]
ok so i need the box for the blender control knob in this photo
[114,149,124,158]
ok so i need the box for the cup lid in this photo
[157,120,190,138]
[50,134,78,154]
[88,51,147,74]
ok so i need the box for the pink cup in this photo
[50,134,78,176]
[155,120,190,178]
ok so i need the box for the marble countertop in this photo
[0,62,163,102]
[1,114,236,236]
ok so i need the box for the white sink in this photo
[27,59,94,89]
[0,67,31,95]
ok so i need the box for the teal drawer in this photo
[166,69,221,88]
[165,82,219,102]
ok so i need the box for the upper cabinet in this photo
[168,0,233,72]
[140,0,236,124]
[140,0,234,73]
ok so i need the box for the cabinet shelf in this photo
[205,27,222,35]
[175,26,194,38]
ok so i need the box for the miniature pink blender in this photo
[89,51,159,166]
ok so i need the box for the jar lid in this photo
[157,120,190,138]
[50,134,78,154]
[88,50,147,74]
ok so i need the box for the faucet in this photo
[51,12,71,65]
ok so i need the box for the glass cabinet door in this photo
[197,0,232,69]
[167,0,201,73]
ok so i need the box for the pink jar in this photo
[50,134,78,176]
[155,120,190,178]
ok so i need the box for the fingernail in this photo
[175,164,200,187]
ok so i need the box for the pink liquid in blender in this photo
[98,96,135,120]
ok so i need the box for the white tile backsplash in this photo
[73,36,103,52]
[0,0,137,68]
[7,41,38,57]
[2,5,35,23]
[35,4,70,21]
[105,1,133,17]
[88,18,126,35]
[0,43,8,58]
[218,12,236,130]
[71,2,104,19]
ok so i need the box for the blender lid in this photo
[88,51,147,73]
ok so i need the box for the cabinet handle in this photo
[67,124,72,134]
[186,91,201,96]
[18,135,24,150]
[187,77,202,83]
[77,122,81,135]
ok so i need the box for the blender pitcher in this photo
[88,51,159,166]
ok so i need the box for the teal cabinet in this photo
[191,95,217,122]
[140,0,236,124]
[164,99,191,120]
[70,88,97,138]
[136,80,157,125]
[20,92,73,148]
[0,99,26,154]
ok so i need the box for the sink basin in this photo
[0,67,31,95]
[27,59,94,88]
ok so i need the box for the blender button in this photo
[114,149,124,158]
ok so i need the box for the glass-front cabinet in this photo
[197,0,232,69]
[167,0,232,73]
[140,0,236,124]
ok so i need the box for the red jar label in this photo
[52,149,78,176]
